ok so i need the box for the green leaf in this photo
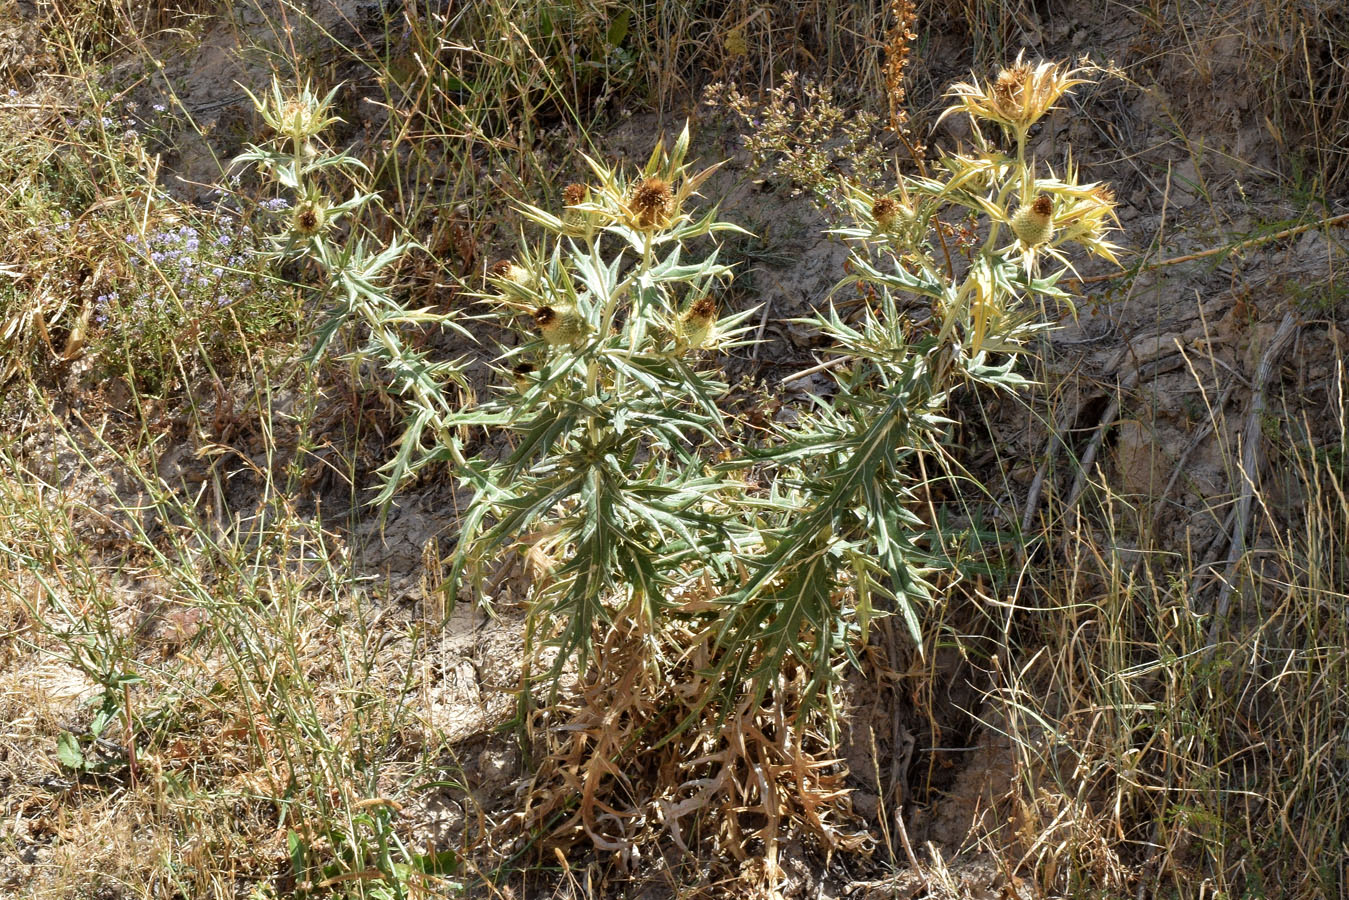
[605,9,631,48]
[56,732,84,771]
[409,848,459,876]
[90,708,113,739]
[287,829,308,881]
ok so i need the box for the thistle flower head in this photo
[490,258,532,288]
[289,197,329,236]
[559,183,601,235]
[511,361,536,391]
[629,176,674,230]
[677,296,718,348]
[533,305,587,347]
[245,76,343,151]
[563,183,589,206]
[1062,184,1117,230]
[541,121,722,240]
[686,295,717,322]
[1011,194,1054,246]
[1053,183,1122,264]
[872,196,901,227]
[943,53,1093,136]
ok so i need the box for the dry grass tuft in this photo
[509,615,870,894]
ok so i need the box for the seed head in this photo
[290,198,328,236]
[872,196,901,227]
[1011,194,1054,246]
[630,176,674,230]
[562,183,588,206]
[678,296,718,348]
[533,305,586,346]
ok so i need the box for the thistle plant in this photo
[445,58,1118,723]
[706,55,1121,699]
[446,124,757,672]
[233,77,467,503]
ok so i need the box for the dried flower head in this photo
[630,176,674,230]
[943,52,1093,136]
[678,296,718,348]
[562,183,588,206]
[872,196,901,227]
[686,295,716,323]
[992,64,1032,114]
[290,198,328,236]
[1011,194,1054,246]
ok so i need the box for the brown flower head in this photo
[678,296,718,348]
[1090,185,1115,209]
[562,183,588,206]
[992,63,1032,119]
[686,296,716,324]
[511,361,535,390]
[630,176,674,230]
[872,196,901,228]
[943,53,1093,135]
[290,199,328,236]
[1011,193,1054,246]
[490,259,534,292]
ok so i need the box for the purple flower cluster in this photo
[93,292,118,326]
[63,97,176,149]
[113,216,266,327]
